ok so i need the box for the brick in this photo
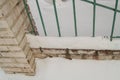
[19,36,27,49]
[16,31,26,44]
[0,45,31,58]
[9,0,20,7]
[114,55,120,60]
[23,44,31,55]
[3,63,36,75]
[0,63,31,68]
[6,4,24,28]
[27,51,35,67]
[0,1,11,18]
[0,58,28,63]
[71,54,82,59]
[0,46,21,52]
[113,52,120,55]
[3,67,34,73]
[33,52,47,58]
[16,0,25,15]
[0,0,20,18]
[0,46,8,51]
[0,38,18,46]
[11,15,24,35]
[0,29,14,38]
[26,50,33,61]
[16,16,29,43]
[0,21,9,31]
[0,0,7,7]
[0,51,26,58]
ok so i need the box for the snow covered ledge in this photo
[27,34,120,60]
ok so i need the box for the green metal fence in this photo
[23,0,120,41]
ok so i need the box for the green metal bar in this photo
[112,36,120,38]
[36,0,47,36]
[81,0,120,13]
[23,0,36,35]
[72,0,78,36]
[53,0,61,37]
[93,0,96,37]
[110,0,118,41]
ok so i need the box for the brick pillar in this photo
[0,0,36,75]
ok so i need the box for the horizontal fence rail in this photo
[23,0,120,41]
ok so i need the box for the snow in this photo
[1,1,120,80]
[27,34,120,50]
[0,58,120,80]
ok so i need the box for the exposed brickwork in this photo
[0,0,36,75]
[31,48,120,60]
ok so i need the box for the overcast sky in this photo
[28,0,120,37]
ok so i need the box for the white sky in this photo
[28,0,120,37]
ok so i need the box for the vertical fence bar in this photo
[36,0,47,36]
[53,0,61,37]
[93,0,96,37]
[72,0,78,36]
[110,0,118,41]
[23,0,37,35]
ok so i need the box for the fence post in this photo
[72,0,78,36]
[93,0,96,37]
[23,0,37,35]
[53,0,61,37]
[110,0,118,41]
[36,0,47,36]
